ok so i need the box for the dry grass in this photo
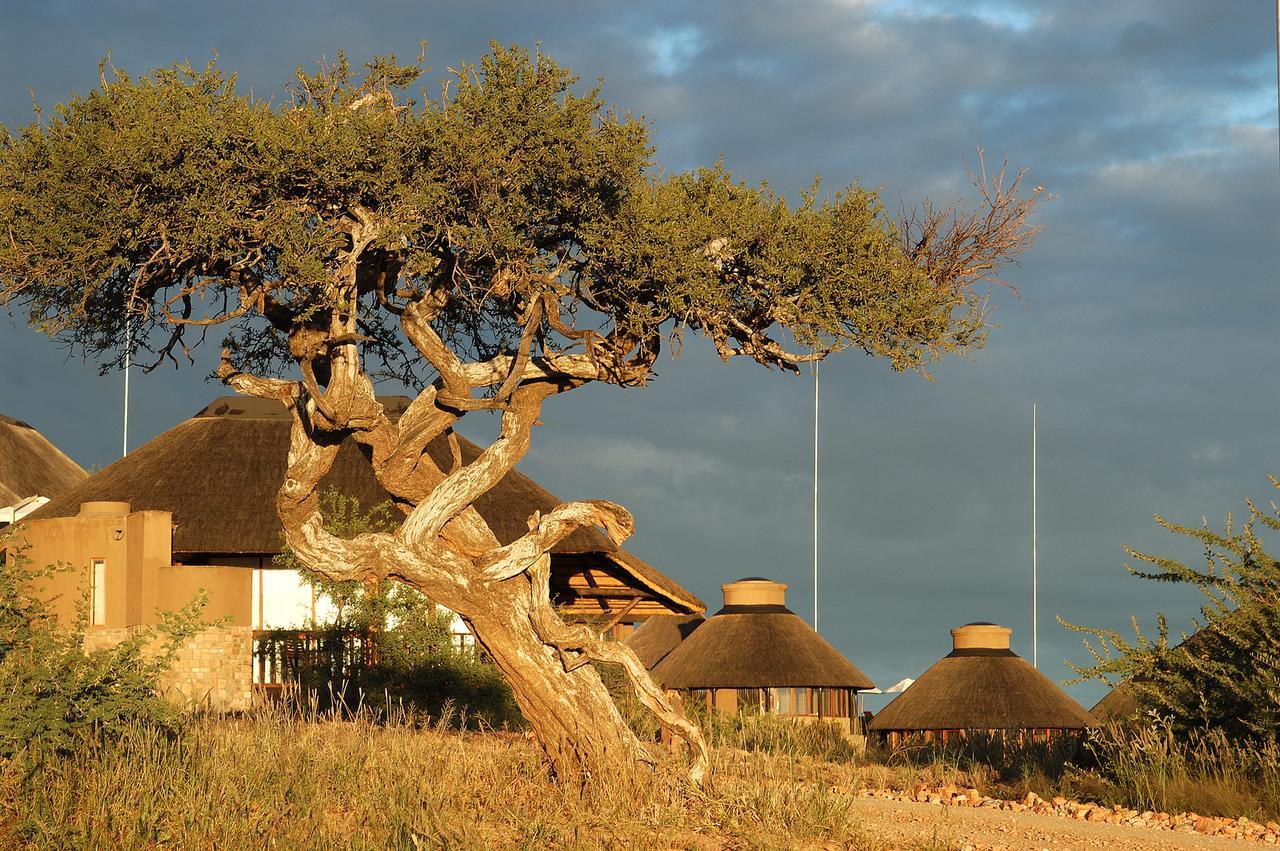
[19,703,1275,848]
[703,712,1280,823]
[1079,722,1280,820]
[0,708,959,850]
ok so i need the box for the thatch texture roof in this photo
[1090,685,1139,722]
[868,645,1095,732]
[29,396,703,613]
[625,615,705,669]
[0,413,87,506]
[649,602,874,690]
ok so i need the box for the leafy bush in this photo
[0,527,202,759]
[1063,477,1280,740]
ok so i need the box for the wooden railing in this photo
[253,629,379,687]
[252,628,480,687]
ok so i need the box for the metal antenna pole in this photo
[812,358,820,634]
[1032,402,1038,669]
[122,317,131,458]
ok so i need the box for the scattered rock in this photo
[854,780,1277,843]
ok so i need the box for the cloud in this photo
[1190,445,1228,464]
[648,26,705,76]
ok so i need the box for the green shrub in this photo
[0,527,203,759]
[1063,478,1280,741]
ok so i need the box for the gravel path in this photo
[853,796,1254,850]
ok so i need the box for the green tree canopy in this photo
[1,46,1038,388]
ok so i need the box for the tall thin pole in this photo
[122,318,131,458]
[812,359,820,634]
[1032,402,1038,669]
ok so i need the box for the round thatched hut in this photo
[644,577,875,729]
[625,614,705,669]
[868,623,1095,747]
[0,412,87,523]
[1090,684,1139,723]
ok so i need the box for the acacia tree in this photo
[1063,479,1280,741]
[0,46,1041,783]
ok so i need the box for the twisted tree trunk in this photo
[220,353,707,785]
[463,577,647,782]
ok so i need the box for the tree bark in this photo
[463,575,649,783]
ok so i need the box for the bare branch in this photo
[402,297,471,395]
[457,352,606,386]
[493,297,544,404]
[902,150,1044,296]
[400,381,559,550]
[217,348,299,404]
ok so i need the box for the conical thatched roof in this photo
[29,396,702,612]
[1086,618,1232,725]
[649,579,874,689]
[625,614,704,669]
[0,413,87,505]
[868,623,1095,732]
[1090,685,1138,722]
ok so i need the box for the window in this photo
[90,558,106,626]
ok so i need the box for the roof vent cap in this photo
[722,577,786,607]
[79,501,131,517]
[951,622,1011,651]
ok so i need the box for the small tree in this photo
[0,527,202,758]
[273,489,427,633]
[0,45,1041,783]
[1063,478,1280,741]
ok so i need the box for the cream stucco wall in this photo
[15,506,249,629]
[11,504,254,711]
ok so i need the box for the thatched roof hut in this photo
[1090,685,1139,722]
[650,578,874,690]
[0,413,87,510]
[868,623,1094,742]
[30,396,703,618]
[625,614,705,669]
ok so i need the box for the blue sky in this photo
[1,0,1277,708]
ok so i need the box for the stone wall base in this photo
[83,624,253,712]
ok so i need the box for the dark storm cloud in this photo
[2,0,1276,705]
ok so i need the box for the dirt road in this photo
[854,796,1255,850]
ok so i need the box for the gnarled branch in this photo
[526,554,709,785]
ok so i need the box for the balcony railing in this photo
[253,629,379,687]
[252,628,480,687]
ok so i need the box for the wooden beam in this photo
[555,587,654,600]
[597,596,643,638]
